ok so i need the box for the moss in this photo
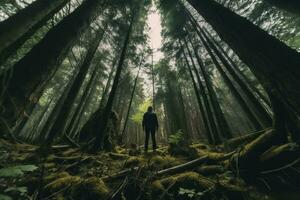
[123,156,144,168]
[168,144,198,158]
[60,148,79,157]
[115,146,127,154]
[44,162,56,169]
[151,172,214,199]
[191,143,209,150]
[151,179,166,198]
[71,177,110,200]
[155,148,167,156]
[150,155,178,168]
[45,172,70,182]
[45,175,81,192]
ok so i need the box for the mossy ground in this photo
[1,139,300,200]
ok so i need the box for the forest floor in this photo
[0,135,300,200]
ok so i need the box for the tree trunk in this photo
[92,11,136,152]
[120,59,143,143]
[181,47,214,144]
[199,27,272,128]
[99,59,118,109]
[66,64,99,139]
[45,27,106,146]
[3,0,105,125]
[0,0,70,65]
[40,76,76,144]
[196,28,263,131]
[178,85,190,141]
[202,27,271,108]
[184,38,230,141]
[185,0,300,141]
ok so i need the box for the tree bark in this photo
[202,27,271,108]
[45,27,106,146]
[185,38,231,141]
[120,59,143,143]
[200,27,272,128]
[66,64,99,139]
[181,46,214,144]
[0,0,70,65]
[196,28,263,131]
[99,59,118,109]
[184,0,300,141]
[3,0,105,125]
[92,11,136,152]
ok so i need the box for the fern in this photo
[168,130,184,145]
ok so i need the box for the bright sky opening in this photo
[147,6,163,63]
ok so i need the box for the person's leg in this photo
[144,129,150,152]
[151,129,157,151]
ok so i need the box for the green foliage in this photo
[168,130,184,145]
[131,99,152,124]
[0,165,38,178]
[0,165,36,200]
[0,194,13,200]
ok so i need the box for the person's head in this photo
[147,106,153,113]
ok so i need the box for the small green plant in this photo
[0,165,37,200]
[168,130,184,145]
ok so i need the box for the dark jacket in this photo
[142,112,158,130]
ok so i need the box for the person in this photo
[142,106,158,152]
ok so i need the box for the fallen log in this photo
[228,129,288,172]
[259,143,300,171]
[224,128,271,149]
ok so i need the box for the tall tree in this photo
[2,0,106,127]
[199,27,272,128]
[0,0,70,65]
[183,0,300,142]
[184,38,232,141]
[181,47,217,144]
[92,6,138,151]
[44,26,106,146]
[120,57,143,143]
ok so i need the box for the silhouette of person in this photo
[142,106,158,152]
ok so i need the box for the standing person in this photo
[142,106,159,152]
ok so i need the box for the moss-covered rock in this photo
[44,174,81,193]
[124,156,145,168]
[71,177,110,200]
[150,155,179,168]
